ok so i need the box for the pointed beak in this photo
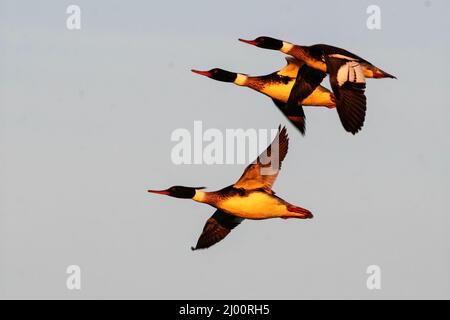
[147,189,170,196]
[191,69,212,77]
[238,38,257,46]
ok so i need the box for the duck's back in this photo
[309,44,371,64]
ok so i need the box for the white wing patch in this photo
[329,53,358,61]
[336,61,366,86]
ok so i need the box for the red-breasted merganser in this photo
[148,126,312,250]
[239,36,396,134]
[192,58,335,135]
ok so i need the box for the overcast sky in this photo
[0,0,449,299]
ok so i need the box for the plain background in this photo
[0,0,449,299]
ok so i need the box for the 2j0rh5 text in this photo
[179,304,270,317]
[223,304,270,317]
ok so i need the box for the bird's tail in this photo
[368,66,397,79]
[285,205,313,219]
[375,70,396,79]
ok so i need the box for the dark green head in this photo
[148,186,205,199]
[239,36,284,50]
[191,68,238,83]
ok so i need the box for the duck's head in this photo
[239,36,284,50]
[191,68,238,83]
[148,186,205,199]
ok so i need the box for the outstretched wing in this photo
[191,210,244,251]
[233,126,289,192]
[325,55,367,135]
[284,64,327,134]
[286,64,327,112]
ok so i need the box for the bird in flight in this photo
[192,57,335,135]
[239,36,396,134]
[148,126,312,250]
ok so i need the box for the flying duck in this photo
[239,36,396,134]
[192,58,335,135]
[148,126,312,250]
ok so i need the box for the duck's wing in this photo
[272,58,309,135]
[233,126,289,192]
[271,99,306,135]
[284,64,327,135]
[325,55,367,134]
[287,64,327,109]
[277,57,303,78]
[191,210,244,251]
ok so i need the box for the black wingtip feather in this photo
[271,99,307,136]
[287,116,306,135]
[335,82,367,134]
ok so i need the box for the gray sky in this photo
[0,0,449,299]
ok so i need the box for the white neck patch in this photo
[234,73,248,86]
[281,42,294,53]
[193,190,206,203]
